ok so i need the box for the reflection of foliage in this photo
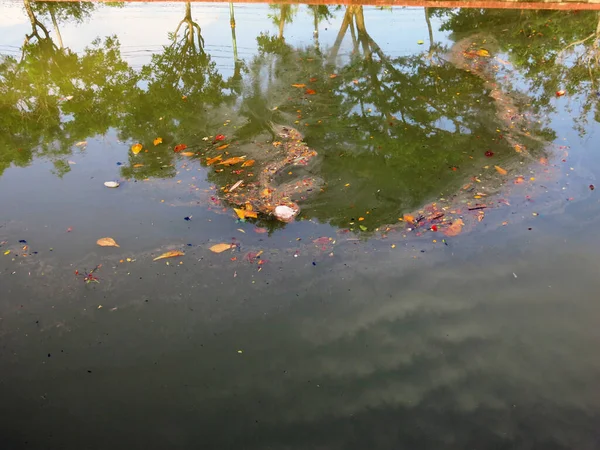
[118,2,234,180]
[239,6,549,230]
[269,4,299,40]
[1,3,588,231]
[29,1,122,48]
[0,33,136,176]
[31,1,96,25]
[436,9,600,134]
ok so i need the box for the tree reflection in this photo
[118,2,234,180]
[0,1,135,176]
[435,8,600,134]
[235,6,550,228]
[0,3,589,229]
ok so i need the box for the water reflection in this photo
[1,2,599,228]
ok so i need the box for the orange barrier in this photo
[42,0,600,11]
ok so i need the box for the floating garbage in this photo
[274,205,297,222]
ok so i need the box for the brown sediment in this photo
[223,124,318,220]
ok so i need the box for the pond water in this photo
[2,1,600,448]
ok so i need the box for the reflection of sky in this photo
[0,1,446,78]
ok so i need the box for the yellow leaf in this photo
[219,156,246,166]
[153,137,163,146]
[210,243,233,253]
[403,214,415,223]
[241,159,255,167]
[3,250,10,255]
[206,155,222,165]
[291,83,306,88]
[131,143,143,155]
[476,49,490,57]
[216,144,230,151]
[444,219,464,237]
[261,188,270,197]
[133,164,144,168]
[514,144,523,153]
[153,250,184,261]
[495,165,508,175]
[181,152,195,157]
[96,237,120,248]
[234,208,258,219]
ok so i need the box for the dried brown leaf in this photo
[153,250,184,261]
[97,237,120,247]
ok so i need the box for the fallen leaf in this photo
[514,176,525,184]
[241,159,255,167]
[485,151,494,157]
[309,77,318,82]
[173,144,187,153]
[180,152,195,157]
[540,157,549,166]
[153,137,163,146]
[215,135,226,141]
[206,155,222,165]
[131,143,143,155]
[153,250,184,261]
[403,214,415,223]
[494,165,508,175]
[417,40,424,45]
[219,156,246,166]
[305,89,316,95]
[234,208,258,219]
[476,49,490,57]
[210,243,233,253]
[444,219,464,236]
[556,90,566,97]
[75,141,87,147]
[133,164,144,168]
[97,237,120,247]
[329,74,338,79]
[254,227,268,234]
[228,180,243,192]
[514,144,523,153]
[104,181,120,188]
[291,83,306,88]
[216,144,229,151]
[359,225,368,231]
[3,250,10,255]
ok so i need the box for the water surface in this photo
[1,2,600,449]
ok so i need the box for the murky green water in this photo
[2,2,600,448]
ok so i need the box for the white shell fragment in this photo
[274,205,297,222]
[104,181,120,188]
